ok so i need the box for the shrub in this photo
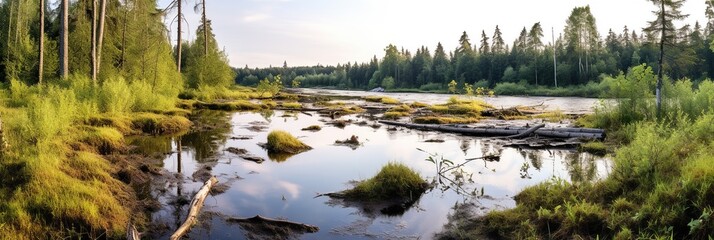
[99,77,133,114]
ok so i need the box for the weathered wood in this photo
[498,126,605,134]
[503,123,545,139]
[170,176,218,240]
[126,223,140,240]
[226,215,319,233]
[378,121,604,140]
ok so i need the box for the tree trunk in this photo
[378,120,604,140]
[202,0,208,56]
[176,0,182,72]
[96,0,107,80]
[91,0,98,84]
[59,0,68,78]
[656,0,665,118]
[38,0,44,85]
[169,176,218,240]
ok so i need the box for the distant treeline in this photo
[235,5,714,93]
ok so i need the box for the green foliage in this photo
[448,80,458,94]
[183,19,235,89]
[257,75,283,97]
[344,162,427,200]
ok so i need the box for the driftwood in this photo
[227,215,319,233]
[170,176,218,240]
[126,223,140,240]
[502,123,545,139]
[378,120,604,140]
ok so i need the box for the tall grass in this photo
[0,74,188,238]
[480,64,714,239]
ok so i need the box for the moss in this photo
[77,127,126,155]
[533,110,567,122]
[343,162,427,200]
[413,116,480,124]
[280,102,302,109]
[429,98,492,116]
[131,113,192,135]
[265,130,312,154]
[301,125,322,131]
[364,96,400,104]
[388,104,412,112]
[383,111,410,119]
[580,141,608,155]
[195,100,264,111]
[410,101,430,108]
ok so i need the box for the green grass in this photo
[343,162,427,200]
[382,111,410,119]
[412,116,480,124]
[280,102,302,109]
[266,130,312,154]
[428,97,492,116]
[364,95,400,105]
[579,141,607,155]
[479,112,714,239]
[0,75,196,238]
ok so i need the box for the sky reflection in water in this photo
[144,109,609,239]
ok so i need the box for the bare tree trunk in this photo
[91,0,98,84]
[6,0,13,59]
[656,0,665,118]
[96,0,107,80]
[177,0,182,72]
[59,0,68,78]
[202,0,208,55]
[38,0,44,85]
[120,2,128,71]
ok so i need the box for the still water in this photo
[137,94,609,239]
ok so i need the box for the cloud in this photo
[243,13,271,23]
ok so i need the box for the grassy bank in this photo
[0,76,191,239]
[465,65,714,239]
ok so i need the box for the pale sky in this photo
[160,0,708,68]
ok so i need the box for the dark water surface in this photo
[137,94,609,239]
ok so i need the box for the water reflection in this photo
[143,109,611,239]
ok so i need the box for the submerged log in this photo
[170,176,218,240]
[378,120,604,140]
[227,215,319,233]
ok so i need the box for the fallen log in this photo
[126,223,140,240]
[503,123,545,139]
[378,121,603,140]
[170,176,218,240]
[227,215,319,233]
[498,126,605,134]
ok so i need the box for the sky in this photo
[159,0,709,68]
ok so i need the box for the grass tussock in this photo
[301,125,322,131]
[364,95,400,104]
[194,100,265,111]
[533,110,567,122]
[410,101,430,108]
[579,141,608,155]
[412,116,480,124]
[429,96,492,116]
[343,162,427,200]
[265,130,312,154]
[0,75,196,238]
[280,102,302,109]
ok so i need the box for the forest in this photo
[236,4,714,96]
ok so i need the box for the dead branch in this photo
[170,176,218,240]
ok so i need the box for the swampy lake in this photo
[134,90,610,239]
